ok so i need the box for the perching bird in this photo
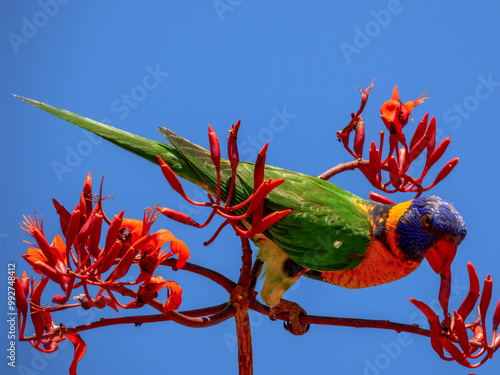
[17,96,467,313]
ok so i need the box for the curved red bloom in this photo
[410,263,499,368]
[163,280,183,312]
[380,86,429,136]
[135,229,190,283]
[66,333,86,375]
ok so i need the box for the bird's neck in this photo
[366,200,413,260]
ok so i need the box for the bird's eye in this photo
[421,214,433,227]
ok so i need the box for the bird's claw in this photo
[269,299,310,336]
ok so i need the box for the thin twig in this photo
[161,258,237,293]
[318,159,367,180]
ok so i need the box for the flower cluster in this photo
[411,263,500,368]
[336,82,458,203]
[156,121,291,244]
[14,173,189,374]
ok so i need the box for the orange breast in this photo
[320,239,421,288]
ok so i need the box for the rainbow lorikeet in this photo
[17,96,467,308]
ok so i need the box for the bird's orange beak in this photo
[425,239,458,279]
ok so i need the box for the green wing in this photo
[17,96,374,272]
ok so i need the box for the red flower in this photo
[136,229,190,283]
[380,86,428,137]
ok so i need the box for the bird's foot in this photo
[269,299,310,336]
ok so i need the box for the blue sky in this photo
[2,1,500,374]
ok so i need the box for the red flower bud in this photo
[97,240,123,275]
[228,120,240,172]
[106,247,139,282]
[52,294,66,305]
[65,207,81,253]
[32,261,67,291]
[439,276,451,321]
[453,310,471,357]
[368,142,381,187]
[407,134,430,165]
[103,210,124,255]
[52,199,71,236]
[254,143,268,191]
[78,193,87,223]
[409,113,428,151]
[410,297,438,321]
[432,158,459,185]
[208,125,222,203]
[353,120,365,157]
[30,276,50,341]
[158,207,200,227]
[426,136,451,168]
[398,147,406,170]
[246,179,276,215]
[368,192,395,205]
[387,156,401,188]
[31,227,58,267]
[494,333,500,353]
[83,172,92,197]
[457,262,480,320]
[479,274,493,344]
[20,271,29,297]
[493,297,500,332]
[157,156,188,197]
[13,274,28,317]
[88,211,103,257]
[425,116,436,156]
[208,125,221,168]
[247,209,291,236]
[440,338,471,367]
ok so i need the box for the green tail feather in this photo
[14,95,202,186]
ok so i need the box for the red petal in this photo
[66,333,87,375]
[170,239,190,269]
[391,85,399,101]
[163,281,183,312]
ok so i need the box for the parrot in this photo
[17,96,467,315]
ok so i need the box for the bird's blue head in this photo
[396,196,467,279]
